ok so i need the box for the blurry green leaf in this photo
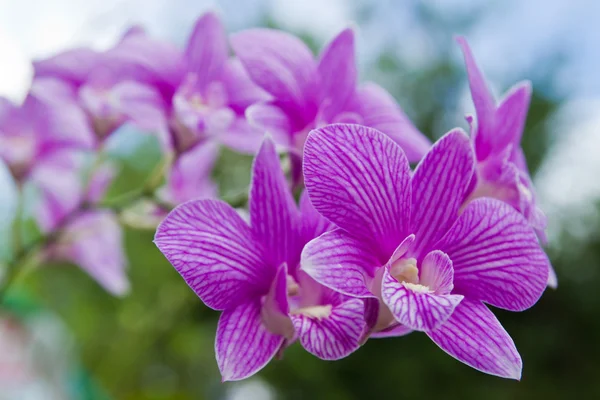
[0,159,18,263]
[101,124,165,203]
[18,181,43,250]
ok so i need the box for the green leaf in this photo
[0,159,18,263]
[100,123,165,204]
[18,180,43,250]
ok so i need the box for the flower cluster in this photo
[0,11,552,382]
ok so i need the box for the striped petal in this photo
[250,137,301,268]
[301,228,379,298]
[435,198,549,311]
[349,82,431,162]
[154,199,270,310]
[216,300,284,381]
[303,123,411,258]
[410,129,474,257]
[382,267,463,332]
[370,324,413,339]
[427,299,522,380]
[291,298,364,360]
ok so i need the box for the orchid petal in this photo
[303,123,411,258]
[230,29,318,126]
[493,82,531,152]
[262,263,294,339]
[299,190,334,243]
[216,300,284,381]
[317,28,356,120]
[184,12,228,90]
[419,250,454,294]
[154,199,270,310]
[219,117,266,154]
[370,323,413,339]
[349,83,431,162]
[220,58,271,112]
[250,137,301,268]
[436,198,549,311]
[301,228,379,298]
[162,141,218,205]
[456,36,495,155]
[410,129,474,257]
[33,48,100,87]
[291,298,364,360]
[382,268,463,332]
[57,210,129,296]
[245,103,292,148]
[427,299,522,380]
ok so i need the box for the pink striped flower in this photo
[301,123,550,379]
[154,137,365,381]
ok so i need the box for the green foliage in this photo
[0,159,18,262]
[101,124,166,204]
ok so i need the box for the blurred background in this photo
[1,0,600,399]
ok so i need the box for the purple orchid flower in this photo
[0,84,129,296]
[160,12,271,205]
[455,37,556,287]
[301,123,550,379]
[154,137,365,381]
[34,30,174,149]
[230,27,431,163]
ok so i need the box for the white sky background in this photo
[0,0,599,243]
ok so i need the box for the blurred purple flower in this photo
[301,124,550,379]
[155,137,365,381]
[456,37,555,287]
[231,28,431,162]
[0,84,128,296]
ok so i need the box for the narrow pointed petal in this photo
[382,268,463,331]
[184,12,228,90]
[299,191,334,243]
[303,123,411,258]
[317,28,356,120]
[419,250,454,294]
[349,83,431,162]
[456,36,495,154]
[436,198,549,311]
[245,103,292,148]
[56,210,129,296]
[154,199,271,310]
[370,323,412,338]
[302,229,379,298]
[216,300,284,381]
[230,29,318,125]
[427,299,522,380]
[291,298,364,360]
[250,137,301,268]
[410,129,474,257]
[493,82,531,152]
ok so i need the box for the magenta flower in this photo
[456,37,556,287]
[169,12,270,155]
[155,137,365,381]
[0,83,128,296]
[161,12,270,204]
[231,28,431,161]
[301,124,550,379]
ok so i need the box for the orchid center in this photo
[389,257,432,293]
[291,304,332,320]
